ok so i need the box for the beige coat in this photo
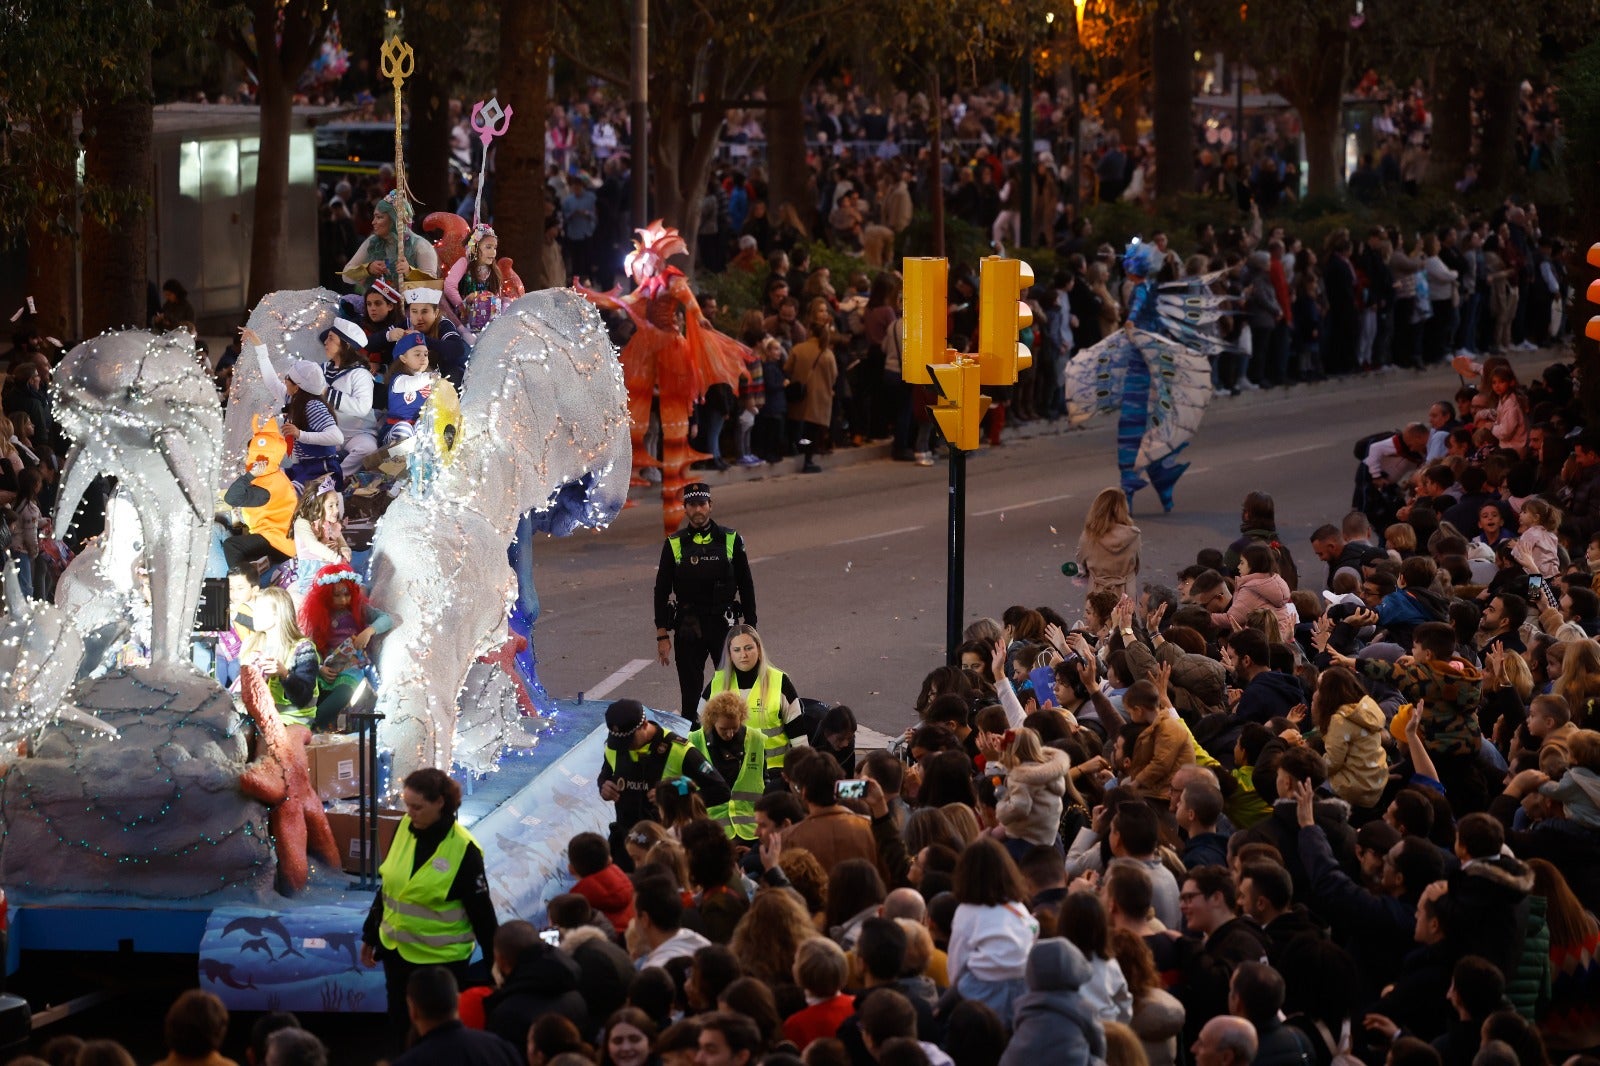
[996,748,1073,846]
[785,338,838,427]
[1324,696,1388,808]
[1077,523,1141,599]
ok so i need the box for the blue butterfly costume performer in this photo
[1065,241,1234,511]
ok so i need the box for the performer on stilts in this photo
[575,223,747,536]
[1066,240,1234,513]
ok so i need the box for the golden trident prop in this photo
[380,35,417,215]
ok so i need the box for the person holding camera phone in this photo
[781,750,886,882]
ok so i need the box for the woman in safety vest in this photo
[688,691,770,842]
[361,768,499,1034]
[695,624,809,783]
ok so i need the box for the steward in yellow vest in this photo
[697,625,808,780]
[688,691,768,842]
[360,768,499,1031]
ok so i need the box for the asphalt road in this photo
[528,356,1553,738]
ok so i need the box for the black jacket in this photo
[1442,855,1533,975]
[1253,1017,1317,1066]
[597,727,730,834]
[1373,940,1461,1041]
[1296,824,1418,999]
[482,945,590,1048]
[1262,905,1329,970]
[654,519,757,630]
[561,925,635,1025]
[392,1021,523,1066]
[1243,797,1358,906]
[1180,918,1270,1042]
[837,984,941,1066]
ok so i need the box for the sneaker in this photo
[915,452,935,467]
[738,454,762,467]
[1519,340,1539,351]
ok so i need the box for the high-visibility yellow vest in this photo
[377,818,480,964]
[689,726,766,841]
[709,666,791,768]
[603,734,691,779]
[669,529,737,565]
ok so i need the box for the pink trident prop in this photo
[470,97,513,227]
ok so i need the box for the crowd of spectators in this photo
[22,354,1600,1066]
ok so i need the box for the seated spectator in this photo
[393,967,522,1066]
[569,831,635,932]
[477,921,589,1049]
[548,894,635,1025]
[154,991,237,1066]
[1227,962,1316,1066]
[782,938,856,1051]
[629,874,712,970]
[1177,781,1230,870]
[1001,938,1108,1066]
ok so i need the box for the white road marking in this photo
[836,525,923,546]
[974,493,1075,517]
[1256,443,1323,460]
[748,556,771,565]
[586,658,652,701]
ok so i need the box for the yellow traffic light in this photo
[977,255,1035,386]
[1588,243,1600,343]
[929,358,990,452]
[902,257,949,385]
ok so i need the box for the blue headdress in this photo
[1122,239,1162,279]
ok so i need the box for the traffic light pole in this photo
[946,446,967,665]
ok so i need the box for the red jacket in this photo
[573,864,635,931]
[782,993,856,1050]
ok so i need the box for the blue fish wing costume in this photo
[1065,245,1233,511]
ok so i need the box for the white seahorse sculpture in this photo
[364,289,630,784]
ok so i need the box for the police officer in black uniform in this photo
[653,482,758,716]
[597,698,729,868]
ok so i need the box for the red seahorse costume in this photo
[575,222,746,535]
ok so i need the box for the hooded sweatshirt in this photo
[573,864,636,932]
[1358,655,1483,758]
[996,748,1074,846]
[1077,523,1141,600]
[1001,938,1107,1066]
[1212,571,1298,639]
[1323,696,1389,808]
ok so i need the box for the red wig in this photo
[298,562,368,655]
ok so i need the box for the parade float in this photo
[0,46,658,1013]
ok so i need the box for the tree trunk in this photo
[25,119,76,340]
[25,220,74,343]
[1295,94,1343,199]
[1425,66,1472,189]
[1151,0,1194,199]
[81,52,153,334]
[407,67,455,222]
[1478,70,1521,191]
[408,4,458,221]
[495,0,551,287]
[652,89,725,276]
[1106,26,1144,144]
[766,96,811,228]
[248,75,293,305]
